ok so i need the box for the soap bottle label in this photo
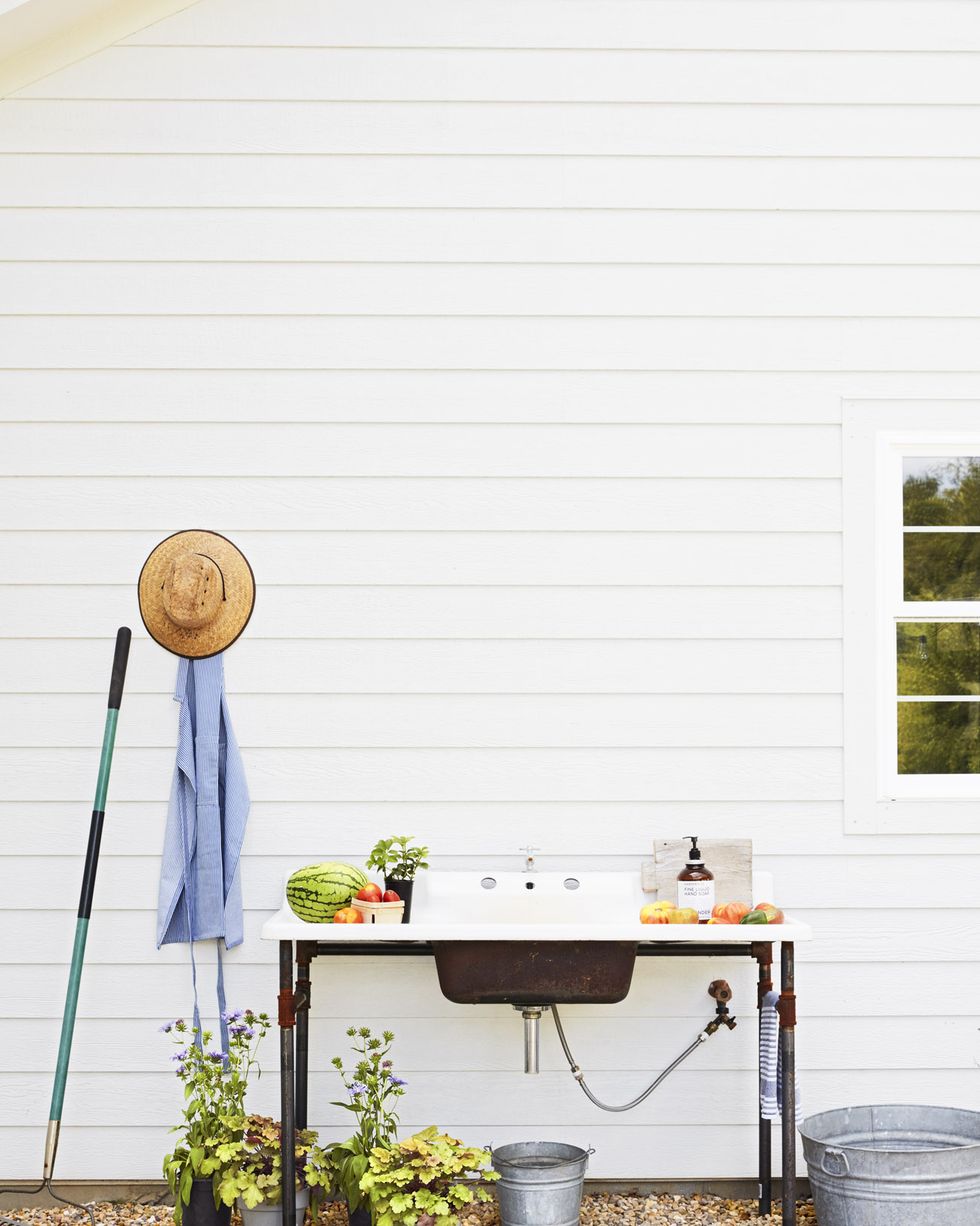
[677,879,715,921]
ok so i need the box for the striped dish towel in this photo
[760,989,802,1121]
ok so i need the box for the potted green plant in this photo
[359,1127,498,1226]
[206,1113,330,1225]
[365,836,429,921]
[161,1009,270,1226]
[328,1026,407,1226]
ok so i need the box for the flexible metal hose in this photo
[551,1005,717,1113]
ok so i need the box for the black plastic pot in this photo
[184,1178,231,1226]
[385,877,414,922]
[347,1201,371,1226]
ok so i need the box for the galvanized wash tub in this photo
[800,1105,980,1226]
[492,1142,592,1226]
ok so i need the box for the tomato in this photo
[754,902,785,924]
[640,904,671,924]
[333,907,364,924]
[382,890,401,903]
[356,883,383,902]
[711,901,750,924]
[668,907,699,924]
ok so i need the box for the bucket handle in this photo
[820,1147,850,1177]
[489,1146,595,1168]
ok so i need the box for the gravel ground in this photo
[0,1194,816,1225]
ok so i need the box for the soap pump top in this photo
[684,835,708,867]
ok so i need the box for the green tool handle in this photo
[45,629,131,1178]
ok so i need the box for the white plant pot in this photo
[237,1187,309,1226]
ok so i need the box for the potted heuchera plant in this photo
[328,1027,407,1226]
[365,836,429,921]
[207,1114,330,1225]
[359,1128,498,1226]
[161,1009,270,1226]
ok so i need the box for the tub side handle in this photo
[821,1147,850,1177]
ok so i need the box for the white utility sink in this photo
[262,869,811,1005]
[261,868,809,943]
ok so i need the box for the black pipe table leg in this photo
[279,941,297,1226]
[295,944,312,1131]
[754,944,773,1217]
[779,942,797,1226]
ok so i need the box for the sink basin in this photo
[427,871,641,1004]
[433,938,637,1005]
[260,867,808,1006]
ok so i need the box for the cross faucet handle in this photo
[520,844,541,870]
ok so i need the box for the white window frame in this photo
[844,400,980,833]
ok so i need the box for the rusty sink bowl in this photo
[432,939,638,1005]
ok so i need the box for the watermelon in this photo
[286,862,369,923]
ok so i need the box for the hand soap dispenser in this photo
[677,835,715,923]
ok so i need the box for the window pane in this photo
[897,701,980,773]
[904,456,980,526]
[897,622,980,695]
[904,532,980,600]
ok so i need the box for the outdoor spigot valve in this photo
[707,979,737,1031]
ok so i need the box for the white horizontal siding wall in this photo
[2,0,980,1184]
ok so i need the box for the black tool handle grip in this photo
[108,626,132,710]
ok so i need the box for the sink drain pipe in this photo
[550,980,737,1113]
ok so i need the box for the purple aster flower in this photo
[159,1022,173,1034]
[207,1050,225,1063]
[175,1065,187,1077]
[348,1081,368,1098]
[170,1049,189,1063]
[386,1075,407,1087]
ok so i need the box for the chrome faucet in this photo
[520,844,540,872]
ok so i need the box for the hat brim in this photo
[138,530,255,659]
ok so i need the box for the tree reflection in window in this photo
[903,456,980,526]
[897,622,980,773]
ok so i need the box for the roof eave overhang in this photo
[0,0,198,98]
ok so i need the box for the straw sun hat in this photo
[138,530,255,659]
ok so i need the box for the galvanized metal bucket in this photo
[800,1105,980,1226]
[492,1141,593,1226]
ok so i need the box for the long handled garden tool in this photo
[0,628,131,1225]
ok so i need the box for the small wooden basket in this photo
[351,898,406,925]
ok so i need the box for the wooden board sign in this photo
[650,839,753,908]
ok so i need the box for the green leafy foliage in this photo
[160,1009,270,1223]
[327,1026,407,1212]
[359,1127,498,1226]
[903,460,980,601]
[897,623,980,774]
[903,533,980,601]
[365,836,430,882]
[205,1113,330,1209]
[898,700,980,774]
[897,622,980,697]
[903,458,980,527]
